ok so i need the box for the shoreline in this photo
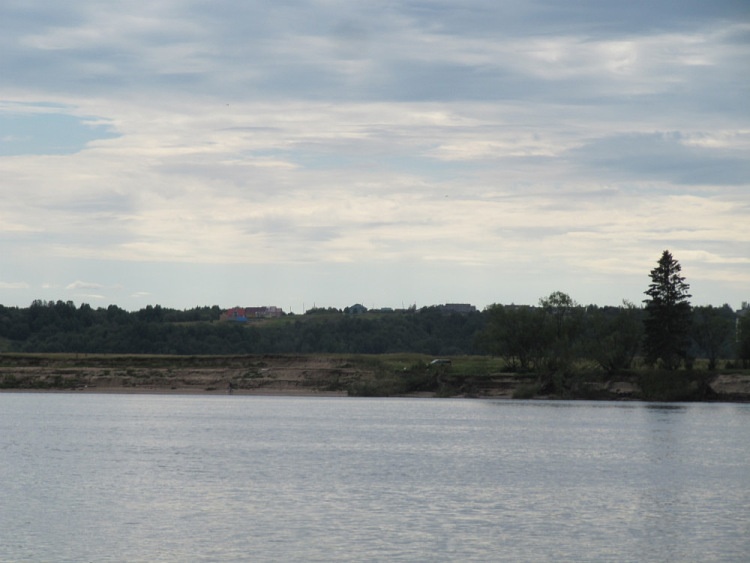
[0,387,351,396]
[2,353,749,402]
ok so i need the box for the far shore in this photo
[0,386,350,397]
[2,353,749,402]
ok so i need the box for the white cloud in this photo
[66,280,103,290]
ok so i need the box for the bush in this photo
[512,383,539,399]
[637,370,709,401]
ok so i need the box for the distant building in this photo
[439,303,477,314]
[345,304,368,315]
[220,307,248,322]
[220,306,283,321]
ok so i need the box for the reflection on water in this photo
[1,395,749,562]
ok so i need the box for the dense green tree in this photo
[585,301,643,373]
[481,304,546,371]
[738,308,750,368]
[538,291,583,372]
[691,305,735,370]
[643,250,692,370]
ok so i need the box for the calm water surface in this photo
[1,394,749,562]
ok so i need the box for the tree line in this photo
[0,302,485,356]
[1,251,748,368]
[484,251,748,372]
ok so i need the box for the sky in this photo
[1,0,749,312]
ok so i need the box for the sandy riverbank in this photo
[0,355,366,395]
[2,354,749,401]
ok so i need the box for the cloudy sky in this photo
[1,0,749,312]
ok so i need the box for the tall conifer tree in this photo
[643,250,692,369]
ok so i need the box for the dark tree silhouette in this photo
[643,250,692,369]
[691,305,734,370]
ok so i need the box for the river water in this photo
[1,394,748,562]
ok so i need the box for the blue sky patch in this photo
[0,112,118,156]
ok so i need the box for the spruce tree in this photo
[643,250,692,369]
